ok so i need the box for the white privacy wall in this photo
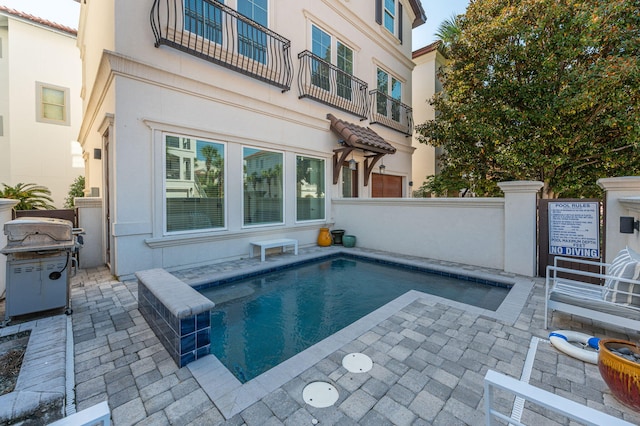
[331,197,506,271]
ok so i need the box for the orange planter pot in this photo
[598,338,640,412]
[317,228,332,247]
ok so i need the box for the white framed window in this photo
[375,0,403,43]
[184,0,224,44]
[36,82,70,126]
[237,0,268,63]
[383,0,395,33]
[376,67,402,122]
[164,133,226,233]
[183,0,268,63]
[311,24,354,99]
[243,146,283,226]
[296,155,325,222]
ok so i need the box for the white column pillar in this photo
[597,176,640,262]
[498,181,543,277]
[0,199,19,299]
[75,197,104,268]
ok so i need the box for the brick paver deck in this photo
[4,246,640,425]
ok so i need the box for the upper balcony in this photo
[150,0,293,91]
[369,90,413,136]
[297,50,368,120]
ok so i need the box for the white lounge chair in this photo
[544,247,640,331]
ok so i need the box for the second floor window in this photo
[311,25,331,91]
[377,68,402,122]
[184,0,224,44]
[311,25,354,100]
[383,0,395,33]
[238,0,268,63]
[36,82,70,126]
[375,0,403,43]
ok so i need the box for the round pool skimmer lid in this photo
[342,353,373,373]
[302,382,339,408]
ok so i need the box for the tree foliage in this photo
[0,182,55,210]
[416,0,640,198]
[64,176,85,208]
[434,13,463,56]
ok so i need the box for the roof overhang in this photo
[408,0,427,28]
[327,114,395,187]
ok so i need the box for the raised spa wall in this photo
[136,269,214,367]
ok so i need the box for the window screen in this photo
[243,147,283,225]
[165,134,225,232]
[296,156,325,221]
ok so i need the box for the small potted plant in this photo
[598,338,640,411]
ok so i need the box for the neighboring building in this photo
[0,6,83,207]
[411,40,446,192]
[77,0,426,278]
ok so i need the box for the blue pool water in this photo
[197,255,510,383]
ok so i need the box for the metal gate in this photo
[538,198,605,280]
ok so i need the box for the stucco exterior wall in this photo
[332,197,505,270]
[0,16,82,207]
[78,0,422,277]
[411,46,446,190]
[0,26,9,178]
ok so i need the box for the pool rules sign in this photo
[548,201,600,259]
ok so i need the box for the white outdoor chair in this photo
[544,247,640,331]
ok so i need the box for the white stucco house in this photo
[411,40,446,192]
[77,0,426,278]
[0,6,83,208]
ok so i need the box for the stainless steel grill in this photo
[1,217,82,327]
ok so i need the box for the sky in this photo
[0,0,469,50]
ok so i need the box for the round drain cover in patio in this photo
[302,382,339,408]
[342,353,373,373]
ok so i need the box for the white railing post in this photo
[484,370,634,426]
[47,401,110,426]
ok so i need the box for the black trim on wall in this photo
[398,2,403,44]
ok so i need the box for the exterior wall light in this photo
[620,216,640,233]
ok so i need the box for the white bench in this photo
[250,238,298,262]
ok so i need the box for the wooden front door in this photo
[372,173,402,197]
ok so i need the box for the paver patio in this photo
[3,246,640,425]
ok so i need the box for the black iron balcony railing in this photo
[150,0,293,91]
[297,51,368,120]
[369,90,414,136]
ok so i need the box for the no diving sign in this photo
[548,201,600,259]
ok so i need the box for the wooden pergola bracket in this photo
[364,153,384,187]
[332,147,354,184]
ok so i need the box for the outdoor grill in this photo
[1,217,83,327]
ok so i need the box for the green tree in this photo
[0,183,55,210]
[64,176,85,208]
[416,0,640,198]
[199,145,224,197]
[434,13,462,56]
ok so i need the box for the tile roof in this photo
[0,5,77,35]
[327,113,396,154]
[413,41,441,59]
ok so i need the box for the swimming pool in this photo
[197,254,510,383]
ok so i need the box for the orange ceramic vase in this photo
[317,228,332,247]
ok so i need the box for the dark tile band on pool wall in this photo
[138,279,212,367]
[194,252,513,292]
